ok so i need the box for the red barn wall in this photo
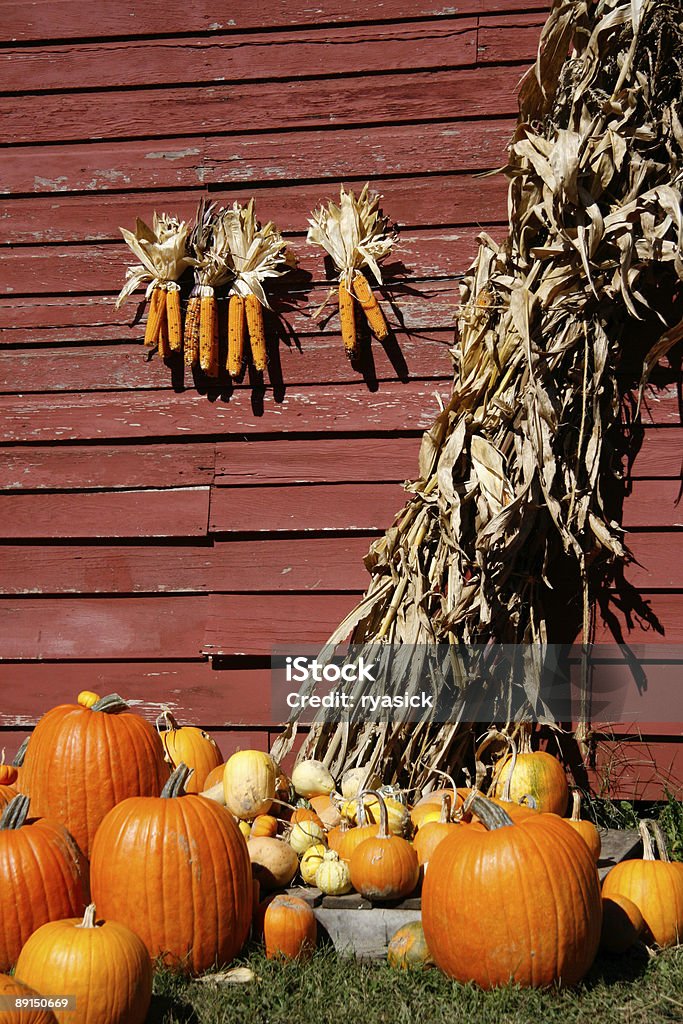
[1,1,680,796]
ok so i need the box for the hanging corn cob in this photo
[115,213,194,356]
[307,184,397,358]
[222,199,296,376]
[195,209,233,377]
[184,201,215,369]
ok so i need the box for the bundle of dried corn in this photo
[273,0,683,790]
[115,213,194,356]
[223,199,296,376]
[195,206,233,378]
[184,200,216,369]
[307,184,397,357]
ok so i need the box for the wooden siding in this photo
[1,1,680,797]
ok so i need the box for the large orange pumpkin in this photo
[15,904,152,1024]
[155,708,223,793]
[90,764,252,975]
[20,693,169,858]
[0,796,89,973]
[0,974,57,1024]
[422,794,602,988]
[263,895,317,961]
[602,820,683,947]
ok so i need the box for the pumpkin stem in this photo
[638,819,656,861]
[650,820,671,863]
[570,789,582,822]
[469,793,515,831]
[77,904,99,929]
[90,693,129,714]
[155,706,180,734]
[0,748,5,766]
[0,794,30,831]
[162,763,193,798]
[475,728,517,801]
[439,793,452,824]
[12,738,29,768]
[357,788,389,839]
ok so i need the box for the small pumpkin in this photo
[289,820,326,856]
[600,895,644,954]
[263,895,317,960]
[238,821,252,840]
[300,843,327,886]
[0,795,89,973]
[251,814,279,839]
[411,786,470,830]
[315,849,353,896]
[602,819,683,948]
[422,793,602,988]
[204,762,226,790]
[15,904,152,1024]
[0,750,18,788]
[387,921,434,970]
[290,806,324,829]
[20,693,170,858]
[0,974,57,1024]
[309,793,343,830]
[291,759,335,799]
[340,767,381,801]
[413,794,463,867]
[76,690,100,708]
[349,790,419,902]
[248,836,299,892]
[345,792,410,836]
[337,798,380,863]
[490,731,568,816]
[155,708,223,794]
[223,750,276,820]
[565,790,601,862]
[327,817,352,854]
[91,765,252,975]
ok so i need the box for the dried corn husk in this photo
[273,0,683,791]
[115,212,194,306]
[307,183,396,289]
[223,198,296,308]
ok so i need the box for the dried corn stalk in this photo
[223,199,296,374]
[273,0,683,791]
[307,184,397,356]
[115,213,193,354]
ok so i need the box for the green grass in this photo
[148,945,683,1024]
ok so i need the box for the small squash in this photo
[387,921,434,970]
[264,894,317,960]
[289,820,326,856]
[349,790,419,902]
[248,836,299,892]
[15,904,152,1024]
[291,759,335,799]
[340,767,381,800]
[315,849,353,896]
[156,708,223,794]
[290,806,324,829]
[309,793,343,830]
[76,690,100,708]
[300,843,327,886]
[600,895,644,954]
[565,790,601,862]
[251,814,279,839]
[344,791,410,836]
[491,731,568,816]
[224,750,277,820]
[0,974,57,1023]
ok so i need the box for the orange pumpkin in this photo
[491,732,568,815]
[411,786,470,830]
[349,790,419,901]
[264,895,317,960]
[602,820,683,947]
[15,904,151,1024]
[204,762,226,790]
[0,795,88,973]
[422,793,601,988]
[90,764,252,975]
[155,708,223,793]
[20,693,169,858]
[290,806,324,829]
[0,974,57,1023]
[600,895,644,954]
[565,790,601,862]
[413,794,463,867]
[0,750,18,788]
[251,814,279,838]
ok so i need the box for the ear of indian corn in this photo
[245,293,267,372]
[144,285,166,347]
[157,300,171,358]
[200,287,218,374]
[228,294,246,378]
[338,279,357,357]
[184,293,201,366]
[166,284,183,351]
[208,293,220,378]
[352,272,389,340]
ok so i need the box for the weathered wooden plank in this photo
[0,333,453,393]
[3,228,489,295]
[622,480,683,529]
[2,66,523,145]
[202,593,360,656]
[594,594,683,645]
[0,443,216,490]
[629,428,683,478]
[209,482,406,534]
[0,281,466,344]
[2,175,509,244]
[0,662,275,726]
[0,381,455,443]
[0,537,375,594]
[626,532,683,589]
[0,595,210,660]
[0,15,541,94]
[213,436,421,485]
[0,487,210,538]
[589,737,683,801]
[1,0,550,44]
[0,120,516,195]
